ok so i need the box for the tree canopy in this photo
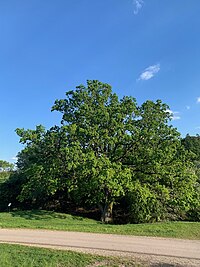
[1,80,199,223]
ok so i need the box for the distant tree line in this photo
[0,80,199,223]
[0,160,14,183]
[0,160,14,172]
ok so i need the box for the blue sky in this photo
[1,0,200,162]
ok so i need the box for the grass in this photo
[0,243,142,267]
[0,210,199,240]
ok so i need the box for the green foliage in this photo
[181,134,200,220]
[0,160,14,171]
[0,171,11,184]
[182,134,200,160]
[128,182,165,223]
[5,80,199,223]
[0,172,25,210]
[0,160,17,210]
[15,125,70,206]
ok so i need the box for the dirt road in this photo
[0,229,200,265]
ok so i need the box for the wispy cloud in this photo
[197,97,200,103]
[173,115,181,120]
[11,156,17,161]
[138,64,160,81]
[186,105,190,110]
[133,0,144,15]
[166,109,181,120]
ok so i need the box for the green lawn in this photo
[0,210,199,240]
[0,243,141,267]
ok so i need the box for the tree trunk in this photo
[99,202,113,223]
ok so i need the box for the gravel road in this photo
[0,229,200,266]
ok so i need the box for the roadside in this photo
[0,229,200,267]
[0,210,200,240]
[6,242,199,267]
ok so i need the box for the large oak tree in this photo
[14,80,199,222]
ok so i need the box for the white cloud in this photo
[133,0,144,15]
[197,97,200,103]
[173,115,181,120]
[11,156,18,161]
[138,64,160,81]
[186,105,190,110]
[166,109,180,120]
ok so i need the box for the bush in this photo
[128,181,167,223]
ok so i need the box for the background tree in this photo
[0,160,14,172]
[182,134,200,160]
[182,134,200,181]
[0,160,17,210]
[0,160,14,184]
[122,101,198,222]
[181,134,200,220]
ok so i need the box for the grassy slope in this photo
[0,210,199,240]
[0,243,140,267]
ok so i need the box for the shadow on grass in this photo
[10,210,69,220]
[9,210,98,224]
